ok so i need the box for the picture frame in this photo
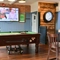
[19,13,25,22]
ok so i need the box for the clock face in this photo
[44,11,53,22]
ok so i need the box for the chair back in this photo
[47,32,58,47]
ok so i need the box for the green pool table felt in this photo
[0,31,37,35]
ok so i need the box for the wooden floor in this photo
[0,44,56,60]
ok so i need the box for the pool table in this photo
[0,31,40,53]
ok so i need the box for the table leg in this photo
[27,44,29,53]
[35,43,38,53]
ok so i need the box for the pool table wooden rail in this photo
[0,33,40,53]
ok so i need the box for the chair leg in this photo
[47,46,51,60]
[56,45,59,60]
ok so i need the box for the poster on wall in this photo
[20,13,25,22]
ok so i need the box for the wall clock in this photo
[44,11,53,22]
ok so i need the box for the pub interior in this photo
[0,0,60,60]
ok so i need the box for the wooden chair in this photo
[47,32,60,60]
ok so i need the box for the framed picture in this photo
[20,13,25,22]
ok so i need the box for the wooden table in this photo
[0,32,40,53]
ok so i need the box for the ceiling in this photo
[0,0,60,5]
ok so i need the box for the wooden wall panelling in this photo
[0,3,31,13]
[38,2,56,33]
[25,5,31,12]
[20,5,25,13]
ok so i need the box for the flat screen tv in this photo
[0,7,19,21]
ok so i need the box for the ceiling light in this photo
[0,0,4,2]
[8,0,16,1]
[19,0,26,3]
